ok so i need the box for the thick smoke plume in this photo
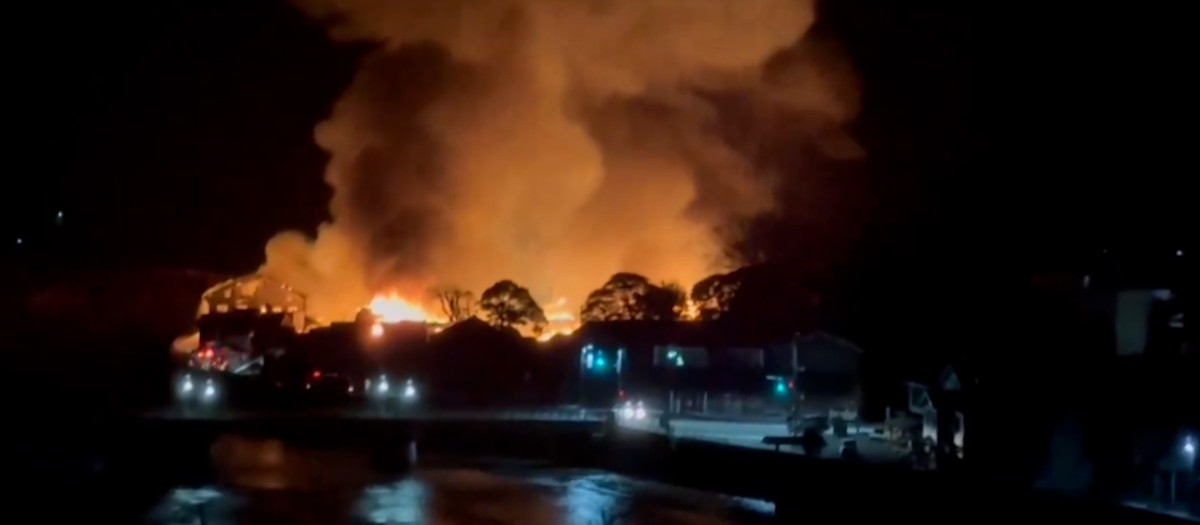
[264,0,859,321]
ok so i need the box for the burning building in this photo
[198,274,308,332]
[171,274,309,359]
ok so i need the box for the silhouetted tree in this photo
[690,271,742,320]
[581,273,685,321]
[478,280,547,331]
[720,263,821,336]
[648,282,687,319]
[433,287,476,323]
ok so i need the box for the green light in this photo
[675,356,684,367]
[774,381,786,394]
[595,355,606,368]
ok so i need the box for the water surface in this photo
[143,436,773,524]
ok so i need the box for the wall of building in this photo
[792,332,863,417]
[199,274,307,331]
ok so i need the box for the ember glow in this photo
[537,328,576,342]
[539,297,580,341]
[544,297,576,324]
[368,293,442,324]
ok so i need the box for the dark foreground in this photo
[18,414,1185,524]
[144,459,776,524]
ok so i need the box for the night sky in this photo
[5,0,1184,277]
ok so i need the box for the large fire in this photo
[364,293,698,342]
[257,0,857,345]
[538,297,579,341]
[368,293,441,323]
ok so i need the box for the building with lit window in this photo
[791,331,864,419]
[571,321,862,415]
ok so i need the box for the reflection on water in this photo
[148,487,236,524]
[537,472,773,525]
[145,437,772,524]
[150,472,770,524]
[358,479,427,524]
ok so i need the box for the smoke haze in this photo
[263,0,860,321]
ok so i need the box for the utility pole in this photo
[578,344,587,405]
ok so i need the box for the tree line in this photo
[434,262,821,338]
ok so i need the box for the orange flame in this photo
[537,327,576,342]
[682,299,700,320]
[538,297,580,342]
[368,293,439,323]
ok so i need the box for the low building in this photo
[791,331,864,419]
[571,321,833,415]
[191,311,297,374]
[198,274,308,332]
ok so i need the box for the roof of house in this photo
[794,330,865,354]
[906,360,974,392]
[574,320,789,348]
[434,317,519,342]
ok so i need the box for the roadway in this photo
[615,411,909,461]
[141,405,907,461]
[618,416,788,447]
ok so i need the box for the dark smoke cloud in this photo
[263,0,859,321]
